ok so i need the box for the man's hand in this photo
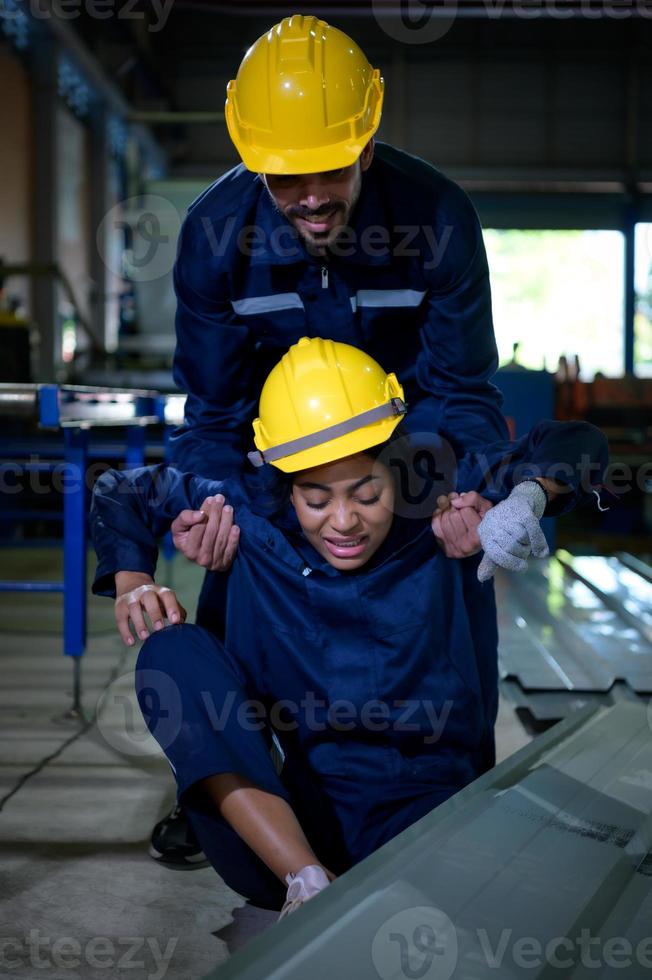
[114,572,187,646]
[171,494,240,571]
[431,492,493,558]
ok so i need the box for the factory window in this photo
[483,229,625,380]
[635,223,652,378]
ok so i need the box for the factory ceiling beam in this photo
[117,17,177,115]
[173,0,652,16]
[30,0,165,170]
[128,111,225,124]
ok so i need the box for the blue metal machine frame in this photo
[0,383,176,717]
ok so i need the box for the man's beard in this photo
[292,208,347,255]
[264,169,363,258]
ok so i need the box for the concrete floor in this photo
[0,548,533,980]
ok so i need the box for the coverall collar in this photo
[250,161,392,269]
[241,473,434,578]
[272,506,434,578]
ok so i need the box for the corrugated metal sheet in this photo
[496,556,652,696]
[500,678,641,726]
[616,552,652,586]
[556,553,652,646]
[203,703,652,980]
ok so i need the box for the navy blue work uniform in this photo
[91,421,608,910]
[169,142,510,635]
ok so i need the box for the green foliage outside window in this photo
[483,228,625,379]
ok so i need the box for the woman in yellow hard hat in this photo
[91,338,608,919]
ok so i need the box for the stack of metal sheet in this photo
[497,552,652,728]
[204,702,652,980]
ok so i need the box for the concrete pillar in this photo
[89,102,110,351]
[31,32,60,381]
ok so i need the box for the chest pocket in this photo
[359,546,485,714]
[232,292,307,348]
[360,580,432,638]
[354,290,426,364]
[359,527,438,638]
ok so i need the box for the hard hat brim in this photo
[229,130,375,177]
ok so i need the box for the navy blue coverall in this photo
[91,421,608,910]
[169,141,510,633]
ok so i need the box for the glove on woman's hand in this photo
[477,481,549,583]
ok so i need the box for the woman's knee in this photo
[135,625,215,731]
[137,622,183,667]
[136,622,222,675]
[135,623,250,740]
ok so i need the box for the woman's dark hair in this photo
[246,421,417,520]
[246,461,294,519]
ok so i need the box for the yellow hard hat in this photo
[248,337,406,473]
[225,14,384,175]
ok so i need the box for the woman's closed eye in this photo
[306,495,380,510]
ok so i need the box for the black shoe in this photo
[149,804,211,870]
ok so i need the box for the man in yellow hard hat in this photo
[171,14,507,475]
[155,13,509,867]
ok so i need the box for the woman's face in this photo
[290,452,395,571]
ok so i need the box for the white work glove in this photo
[477,481,549,583]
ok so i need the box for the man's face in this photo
[262,141,374,256]
[290,451,395,571]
